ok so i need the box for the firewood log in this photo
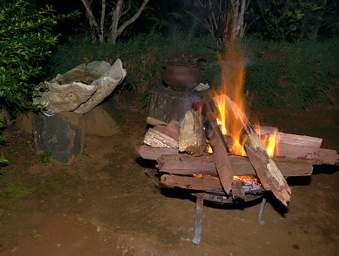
[156,153,313,177]
[137,145,178,160]
[178,109,205,156]
[143,128,178,148]
[206,99,234,193]
[221,95,291,206]
[146,116,167,126]
[161,174,223,193]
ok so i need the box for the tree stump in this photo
[147,87,201,123]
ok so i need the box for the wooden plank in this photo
[157,153,313,177]
[277,132,322,159]
[206,99,234,194]
[137,145,178,160]
[255,126,329,161]
[245,140,291,206]
[160,174,223,193]
[153,120,179,141]
[309,148,338,165]
[158,154,215,173]
[146,116,167,126]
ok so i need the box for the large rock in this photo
[74,59,127,113]
[84,106,120,136]
[35,59,126,115]
[16,112,33,134]
[33,112,85,163]
[35,82,96,115]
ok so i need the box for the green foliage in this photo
[48,33,338,109]
[251,0,331,41]
[0,0,77,113]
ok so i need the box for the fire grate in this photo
[137,88,338,244]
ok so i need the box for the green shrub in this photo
[0,0,75,113]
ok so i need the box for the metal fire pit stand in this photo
[191,193,267,245]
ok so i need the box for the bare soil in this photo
[0,101,338,256]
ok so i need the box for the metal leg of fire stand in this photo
[258,197,267,225]
[192,194,204,245]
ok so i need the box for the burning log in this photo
[206,100,235,193]
[179,109,205,156]
[161,175,264,199]
[255,127,337,164]
[245,142,291,206]
[277,132,322,159]
[221,95,291,206]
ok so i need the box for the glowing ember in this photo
[233,175,263,193]
[192,173,210,178]
[233,175,258,182]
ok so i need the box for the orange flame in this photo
[212,44,278,158]
[261,131,278,158]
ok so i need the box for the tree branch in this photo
[80,0,99,33]
[110,0,124,42]
[121,0,131,18]
[117,0,150,36]
[99,0,106,42]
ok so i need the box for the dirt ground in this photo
[0,101,338,256]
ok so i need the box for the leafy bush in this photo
[249,0,336,41]
[0,0,75,113]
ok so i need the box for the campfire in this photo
[137,44,338,244]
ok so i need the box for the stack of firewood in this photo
[137,98,338,207]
